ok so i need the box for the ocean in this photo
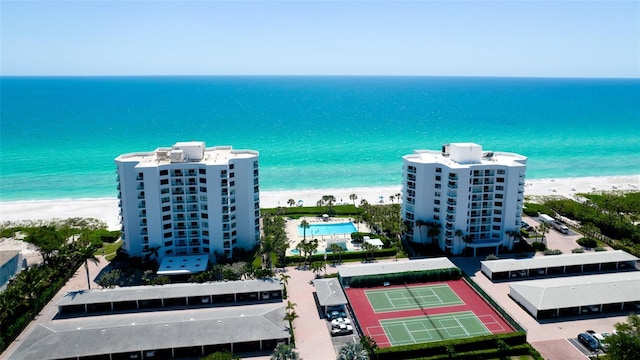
[1,76,639,202]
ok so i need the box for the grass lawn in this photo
[96,239,122,261]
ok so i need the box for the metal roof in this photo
[313,278,347,307]
[10,303,288,360]
[481,250,638,274]
[509,272,640,311]
[337,257,457,278]
[57,279,282,306]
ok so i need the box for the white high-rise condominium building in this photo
[402,143,527,256]
[115,141,260,263]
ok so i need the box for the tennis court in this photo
[365,284,464,312]
[368,311,491,346]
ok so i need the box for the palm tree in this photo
[415,219,427,243]
[329,243,343,265]
[300,219,310,241]
[322,195,336,214]
[75,233,100,290]
[462,235,474,256]
[337,341,369,360]
[454,229,463,246]
[261,236,275,270]
[350,193,358,206]
[426,221,441,244]
[395,192,402,203]
[271,343,300,360]
[295,242,305,269]
[310,261,326,278]
[283,300,299,334]
[536,222,551,246]
[361,242,376,263]
[287,198,295,207]
[359,336,378,359]
[505,229,520,250]
[389,195,395,204]
[279,273,290,287]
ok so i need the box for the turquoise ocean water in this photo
[1,76,639,202]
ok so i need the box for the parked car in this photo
[331,317,352,327]
[578,332,600,351]
[326,310,346,320]
[331,324,353,336]
[590,332,611,352]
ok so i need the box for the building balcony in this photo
[447,191,457,198]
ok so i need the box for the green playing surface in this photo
[365,284,464,312]
[379,311,490,346]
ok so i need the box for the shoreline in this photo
[1,175,638,231]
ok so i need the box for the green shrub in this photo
[531,241,546,251]
[595,246,607,252]
[376,331,527,360]
[349,267,462,288]
[576,237,597,248]
[543,249,562,255]
[523,203,553,217]
[572,248,585,253]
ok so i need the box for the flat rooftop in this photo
[10,303,288,360]
[482,250,638,273]
[337,257,457,278]
[510,271,640,311]
[116,144,258,167]
[57,280,282,306]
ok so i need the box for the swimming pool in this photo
[297,222,357,236]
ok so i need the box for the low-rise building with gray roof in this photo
[57,279,283,315]
[481,250,638,280]
[337,257,457,287]
[10,302,290,360]
[313,278,347,313]
[509,271,640,320]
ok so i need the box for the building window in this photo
[435,175,441,181]
[436,167,442,173]
[229,164,235,170]
[497,177,505,183]
[495,201,503,207]
[435,191,441,197]
[202,213,208,219]
[164,240,173,247]
[199,168,206,174]
[162,197,169,203]
[160,179,169,185]
[434,199,440,205]
[164,232,171,238]
[160,169,169,176]
[497,169,505,174]
[434,215,440,221]
[199,177,206,184]
[434,208,440,213]
[435,184,441,189]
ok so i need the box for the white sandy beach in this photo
[1,175,638,231]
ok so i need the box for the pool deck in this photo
[284,216,371,256]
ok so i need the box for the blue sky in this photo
[1,1,638,77]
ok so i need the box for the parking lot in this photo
[452,216,629,359]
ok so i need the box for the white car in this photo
[331,324,353,336]
[331,317,352,327]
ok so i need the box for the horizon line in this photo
[1,74,639,80]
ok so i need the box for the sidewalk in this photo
[1,256,110,360]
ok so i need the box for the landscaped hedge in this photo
[261,204,362,217]
[348,267,462,288]
[285,248,398,264]
[376,331,527,360]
